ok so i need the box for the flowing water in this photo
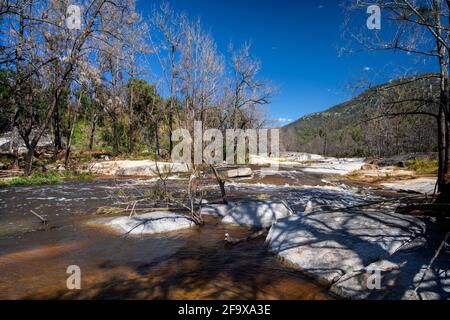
[0,170,384,300]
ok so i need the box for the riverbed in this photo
[0,164,444,300]
[0,172,339,300]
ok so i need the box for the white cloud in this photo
[276,117,293,123]
[363,66,372,71]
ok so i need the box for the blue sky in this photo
[137,0,437,125]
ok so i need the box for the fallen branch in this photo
[30,210,48,224]
[396,204,450,217]
[224,228,269,245]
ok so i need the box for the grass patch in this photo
[0,171,94,187]
[406,159,439,175]
[62,171,95,181]
[0,172,61,187]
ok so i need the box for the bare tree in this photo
[344,0,450,203]
[151,2,186,154]
[177,18,224,131]
[227,42,273,130]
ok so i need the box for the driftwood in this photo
[224,228,269,245]
[396,204,450,217]
[30,210,48,224]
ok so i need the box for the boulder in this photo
[329,260,401,299]
[226,167,253,178]
[94,212,197,235]
[0,131,55,155]
[266,210,425,286]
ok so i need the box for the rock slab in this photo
[266,210,425,286]
[201,200,293,228]
[95,212,196,235]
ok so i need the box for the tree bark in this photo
[52,98,63,159]
[154,121,160,157]
[10,125,19,169]
[113,118,120,156]
[64,91,82,168]
[169,45,176,154]
[24,147,34,176]
[89,113,97,152]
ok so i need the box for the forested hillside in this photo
[281,75,439,157]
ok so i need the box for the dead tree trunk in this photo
[88,113,97,152]
[64,91,82,168]
[210,165,228,205]
[23,147,34,176]
[9,125,19,169]
[112,116,120,156]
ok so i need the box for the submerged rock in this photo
[266,209,425,287]
[94,212,197,235]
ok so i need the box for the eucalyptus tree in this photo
[0,0,140,174]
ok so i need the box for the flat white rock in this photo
[226,168,253,178]
[220,200,292,228]
[199,204,232,218]
[98,212,196,235]
[266,210,425,286]
[381,177,437,194]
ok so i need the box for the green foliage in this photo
[0,69,14,133]
[62,171,94,181]
[406,159,439,175]
[282,74,439,157]
[0,171,94,187]
[0,172,61,187]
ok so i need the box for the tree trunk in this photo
[113,118,120,156]
[128,83,135,154]
[64,91,82,168]
[24,147,34,176]
[169,45,175,154]
[89,113,97,152]
[53,103,62,158]
[154,122,160,157]
[437,113,450,203]
[10,126,19,169]
[436,42,450,203]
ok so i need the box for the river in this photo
[0,168,390,300]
